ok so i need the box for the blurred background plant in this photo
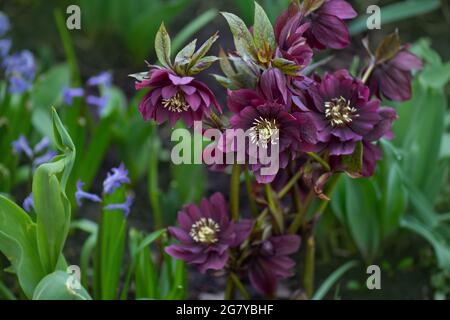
[0,0,449,299]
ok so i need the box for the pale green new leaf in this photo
[253,2,275,50]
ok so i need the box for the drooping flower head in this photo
[245,235,300,296]
[12,135,33,158]
[105,194,134,217]
[274,4,313,68]
[75,180,102,206]
[136,68,221,128]
[87,71,112,87]
[63,87,84,105]
[293,70,383,156]
[368,44,422,102]
[3,50,36,93]
[23,193,34,213]
[165,193,253,273]
[103,163,130,194]
[280,0,356,50]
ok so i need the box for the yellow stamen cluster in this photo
[324,96,359,127]
[162,92,189,113]
[190,218,220,244]
[249,117,279,149]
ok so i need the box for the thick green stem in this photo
[307,152,331,171]
[230,164,241,221]
[265,184,284,233]
[224,277,235,300]
[244,166,259,217]
[362,64,375,84]
[303,235,315,298]
[278,169,303,198]
[230,272,250,299]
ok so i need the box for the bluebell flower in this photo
[34,137,50,154]
[33,150,57,169]
[103,163,130,194]
[63,87,84,105]
[75,180,102,206]
[3,50,36,94]
[0,38,11,57]
[23,193,34,213]
[87,71,112,87]
[86,94,109,114]
[0,12,10,37]
[104,195,133,217]
[12,135,33,158]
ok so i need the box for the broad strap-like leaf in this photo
[221,12,257,61]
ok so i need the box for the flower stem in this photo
[278,169,303,198]
[307,152,331,171]
[230,272,250,300]
[224,277,235,300]
[303,235,315,299]
[362,64,375,84]
[265,184,284,233]
[230,164,241,221]
[244,166,259,217]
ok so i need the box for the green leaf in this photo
[0,196,45,298]
[33,271,92,300]
[313,260,358,300]
[253,2,275,50]
[174,39,197,73]
[303,0,325,16]
[221,12,257,60]
[155,23,172,68]
[189,33,219,71]
[272,57,301,76]
[190,56,219,75]
[33,109,75,274]
[375,31,401,64]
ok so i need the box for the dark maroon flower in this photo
[165,193,253,273]
[293,70,382,156]
[136,67,221,127]
[227,68,289,113]
[368,46,423,101]
[274,5,313,68]
[246,235,300,296]
[303,0,357,50]
[229,102,316,183]
[330,107,397,177]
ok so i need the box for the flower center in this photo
[162,92,189,113]
[189,218,220,244]
[249,117,279,149]
[324,96,359,127]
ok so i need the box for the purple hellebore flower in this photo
[136,67,221,128]
[165,193,253,273]
[63,87,85,105]
[87,71,112,87]
[104,194,134,217]
[103,163,130,194]
[246,235,300,296]
[12,135,33,158]
[227,68,289,114]
[368,45,423,102]
[0,39,11,57]
[75,180,102,206]
[23,193,34,213]
[300,0,357,50]
[293,70,384,156]
[229,102,317,183]
[0,12,10,37]
[86,94,109,114]
[274,5,313,68]
[3,50,36,94]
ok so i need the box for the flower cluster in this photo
[12,135,57,170]
[134,0,422,298]
[0,11,36,94]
